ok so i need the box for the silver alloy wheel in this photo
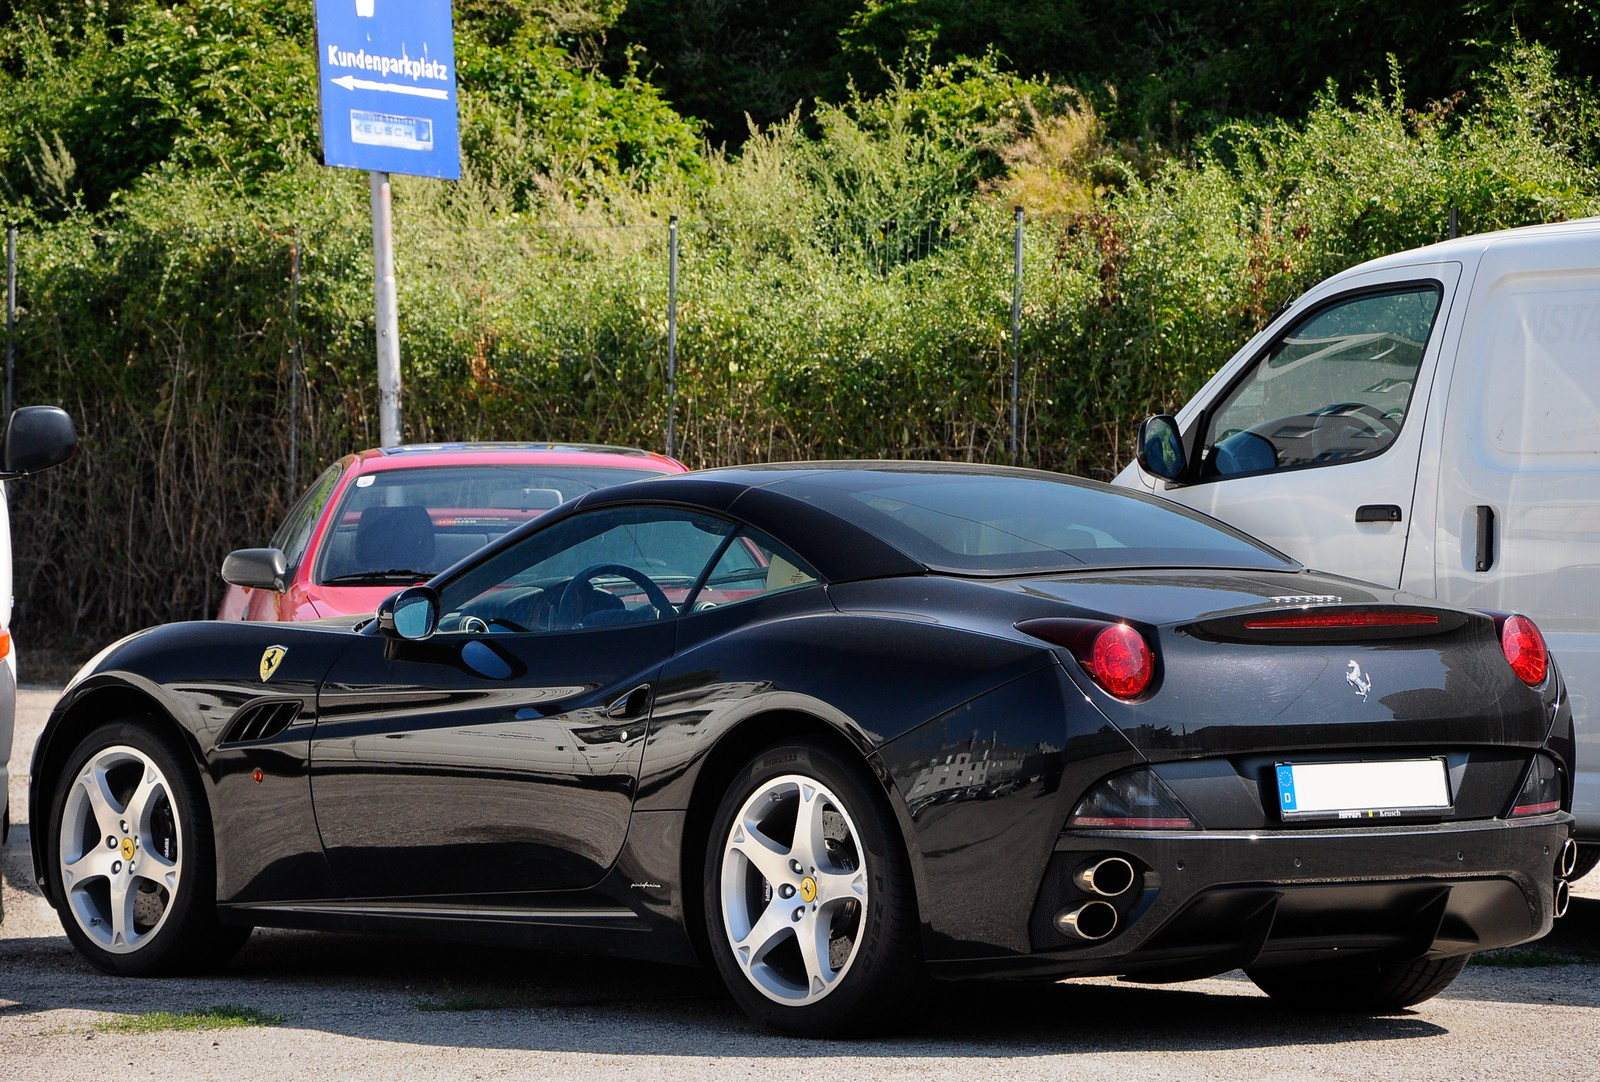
[57,744,183,954]
[718,772,869,1006]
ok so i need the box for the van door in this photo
[1431,235,1600,835]
[1136,264,1461,588]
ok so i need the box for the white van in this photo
[1116,218,1600,873]
[0,406,77,849]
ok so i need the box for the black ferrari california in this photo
[31,463,1575,1035]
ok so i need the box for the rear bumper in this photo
[929,813,1573,982]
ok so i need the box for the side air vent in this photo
[221,699,302,745]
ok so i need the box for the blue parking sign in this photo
[315,0,461,179]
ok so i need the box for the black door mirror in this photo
[221,548,289,592]
[1,405,77,477]
[1137,414,1188,483]
[378,585,439,640]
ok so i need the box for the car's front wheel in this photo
[46,720,248,975]
[704,742,919,1035]
[1245,954,1469,1011]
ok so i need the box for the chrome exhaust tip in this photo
[1559,838,1579,879]
[1555,878,1571,920]
[1056,899,1119,941]
[1073,856,1136,898]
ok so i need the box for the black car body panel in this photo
[31,463,1574,995]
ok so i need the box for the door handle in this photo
[606,684,652,720]
[1355,504,1402,523]
[1475,505,1495,572]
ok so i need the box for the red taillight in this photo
[1089,624,1153,699]
[1499,613,1548,686]
[1242,611,1439,630]
[1017,618,1155,700]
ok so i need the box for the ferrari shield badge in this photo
[259,645,288,682]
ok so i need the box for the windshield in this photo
[775,469,1295,575]
[314,463,670,585]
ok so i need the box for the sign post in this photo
[314,0,461,447]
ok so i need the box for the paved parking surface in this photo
[6,685,1600,1081]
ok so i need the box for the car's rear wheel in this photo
[704,742,919,1036]
[1245,954,1469,1011]
[46,720,248,975]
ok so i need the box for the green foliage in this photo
[0,0,317,213]
[95,1005,285,1033]
[0,0,703,219]
[5,26,1600,644]
[633,0,1600,147]
[605,0,860,148]
[456,27,706,208]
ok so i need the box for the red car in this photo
[218,442,687,622]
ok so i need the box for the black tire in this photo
[703,742,920,1036]
[44,720,249,975]
[1246,954,1469,1012]
[1569,844,1600,883]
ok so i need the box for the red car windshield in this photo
[316,463,669,585]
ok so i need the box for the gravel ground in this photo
[6,685,1600,1081]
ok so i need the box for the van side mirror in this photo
[222,548,288,592]
[1,405,77,477]
[1137,414,1188,482]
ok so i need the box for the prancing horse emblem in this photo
[1345,660,1372,701]
[260,645,288,682]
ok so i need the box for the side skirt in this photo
[217,898,700,966]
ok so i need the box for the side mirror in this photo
[1136,414,1188,483]
[1,405,77,477]
[222,548,288,592]
[378,585,438,641]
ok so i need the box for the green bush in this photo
[6,44,1600,648]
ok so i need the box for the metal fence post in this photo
[288,241,302,491]
[5,223,16,420]
[371,171,402,448]
[1010,206,1024,466]
[666,215,679,461]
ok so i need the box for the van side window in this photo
[1199,286,1442,478]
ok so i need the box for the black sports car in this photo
[31,463,1575,1035]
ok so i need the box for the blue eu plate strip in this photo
[1276,764,1297,811]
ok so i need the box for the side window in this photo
[1200,286,1442,478]
[686,529,819,612]
[272,463,344,572]
[438,507,733,633]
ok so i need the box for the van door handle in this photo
[1475,505,1496,572]
[1355,504,1402,523]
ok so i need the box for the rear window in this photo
[778,470,1294,575]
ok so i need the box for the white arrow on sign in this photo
[332,74,448,100]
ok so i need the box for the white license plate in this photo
[1275,758,1451,821]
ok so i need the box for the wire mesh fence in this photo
[2,207,1169,639]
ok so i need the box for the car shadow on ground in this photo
[8,806,1598,1055]
[0,920,1467,1057]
